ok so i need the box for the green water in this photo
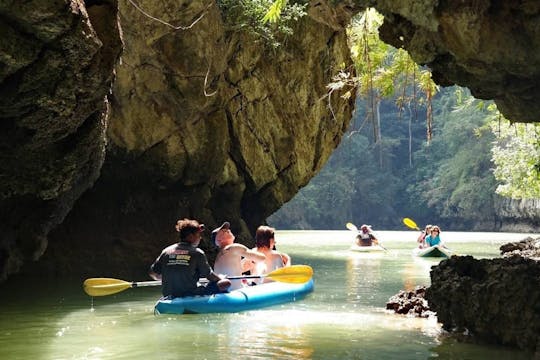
[0,230,537,359]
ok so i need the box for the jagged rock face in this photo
[426,255,540,352]
[0,0,122,280]
[27,0,355,279]
[500,236,540,260]
[3,0,540,281]
[495,198,540,231]
[370,0,540,123]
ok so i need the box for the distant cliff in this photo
[495,198,540,232]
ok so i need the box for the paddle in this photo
[346,222,358,232]
[403,217,420,231]
[346,222,387,251]
[83,264,314,297]
[403,218,454,253]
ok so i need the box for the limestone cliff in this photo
[22,0,356,279]
[2,0,540,281]
[495,198,540,231]
[372,0,540,123]
[0,0,122,280]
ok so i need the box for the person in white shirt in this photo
[243,225,290,284]
[213,222,265,290]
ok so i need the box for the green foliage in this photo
[217,0,307,49]
[262,0,288,23]
[407,88,497,222]
[345,9,438,119]
[490,116,540,198]
[267,8,539,229]
[270,87,504,229]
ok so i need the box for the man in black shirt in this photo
[149,218,231,298]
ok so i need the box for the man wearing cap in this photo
[149,218,231,298]
[213,222,266,290]
[355,224,379,247]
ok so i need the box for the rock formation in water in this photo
[2,0,540,280]
[426,255,540,353]
[0,0,122,280]
[373,0,540,123]
[495,198,540,232]
[3,0,356,280]
[386,285,435,318]
[500,236,540,260]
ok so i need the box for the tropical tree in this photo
[490,111,540,198]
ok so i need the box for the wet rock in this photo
[426,255,540,353]
[386,285,435,318]
[500,237,540,260]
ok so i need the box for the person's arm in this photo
[206,271,223,282]
[280,252,291,267]
[149,254,163,280]
[227,244,265,262]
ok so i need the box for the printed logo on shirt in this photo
[166,254,191,266]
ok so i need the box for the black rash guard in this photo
[150,241,215,297]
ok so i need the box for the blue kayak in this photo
[154,279,314,314]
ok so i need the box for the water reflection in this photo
[345,253,383,305]
[217,311,314,359]
[401,257,437,291]
[2,230,538,359]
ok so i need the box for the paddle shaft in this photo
[132,280,162,288]
[84,264,314,296]
[125,275,266,289]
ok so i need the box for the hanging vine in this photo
[327,8,439,166]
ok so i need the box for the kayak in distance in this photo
[154,279,314,315]
[413,245,453,258]
[349,244,386,253]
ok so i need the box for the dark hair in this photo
[255,225,275,248]
[175,218,204,240]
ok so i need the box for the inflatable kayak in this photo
[349,244,386,252]
[154,279,314,314]
[413,245,452,258]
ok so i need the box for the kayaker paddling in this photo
[417,224,433,249]
[355,224,379,247]
[424,225,443,247]
[149,218,231,298]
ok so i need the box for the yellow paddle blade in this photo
[403,217,420,230]
[83,278,132,297]
[266,265,313,284]
[346,222,358,231]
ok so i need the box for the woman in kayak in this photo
[355,224,379,247]
[243,225,291,283]
[424,225,442,247]
[417,224,433,248]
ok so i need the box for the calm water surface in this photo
[0,230,537,359]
